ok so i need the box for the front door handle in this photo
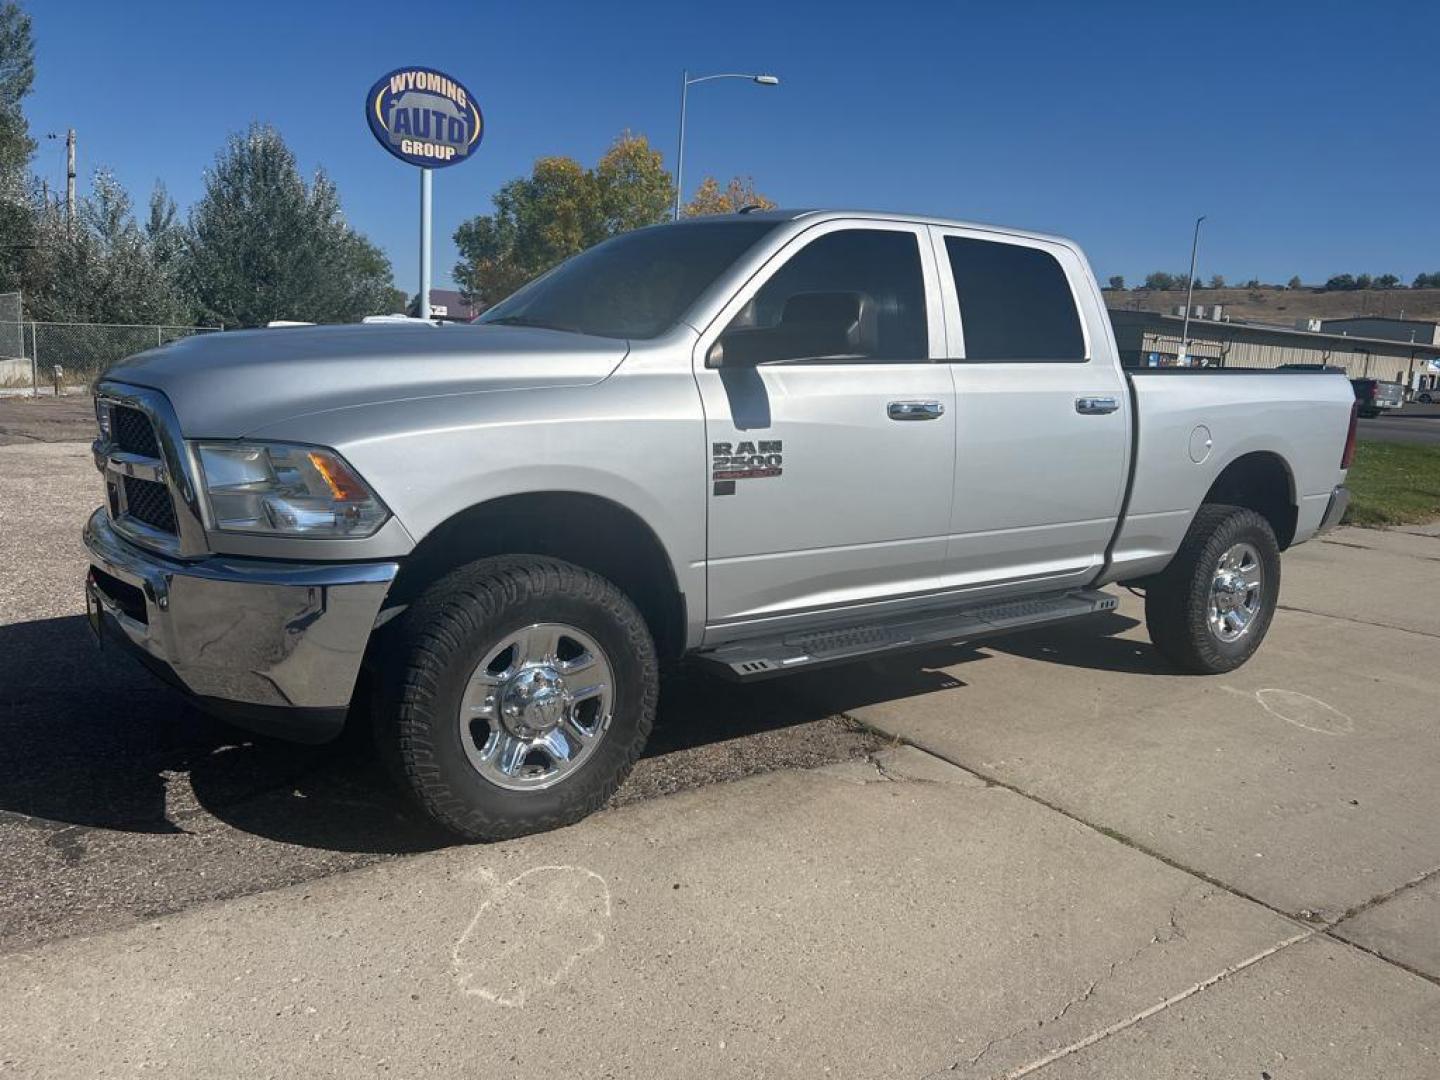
[888,400,945,421]
[1075,396,1120,415]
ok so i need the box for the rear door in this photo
[930,226,1130,596]
[696,220,955,631]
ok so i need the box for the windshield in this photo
[476,219,779,340]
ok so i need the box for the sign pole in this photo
[419,167,433,320]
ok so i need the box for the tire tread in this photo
[377,555,657,841]
[1145,504,1280,675]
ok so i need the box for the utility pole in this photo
[46,129,77,230]
[1179,215,1205,365]
[65,128,76,230]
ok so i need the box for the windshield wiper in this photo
[482,315,583,335]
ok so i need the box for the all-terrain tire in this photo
[378,556,658,841]
[1144,504,1280,674]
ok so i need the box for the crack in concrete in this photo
[1275,603,1440,640]
[845,727,1440,1078]
[1326,863,1440,933]
[998,929,1318,1078]
[947,888,1200,1075]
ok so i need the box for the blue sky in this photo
[22,0,1440,294]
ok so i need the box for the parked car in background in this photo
[1351,377,1405,417]
[1415,388,1437,404]
[83,210,1357,841]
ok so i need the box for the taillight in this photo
[1341,401,1359,469]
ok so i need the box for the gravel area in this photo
[0,395,97,446]
[0,439,883,952]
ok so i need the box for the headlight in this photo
[194,441,389,538]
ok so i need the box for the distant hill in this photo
[1102,287,1440,327]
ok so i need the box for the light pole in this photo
[674,71,779,220]
[1179,214,1206,365]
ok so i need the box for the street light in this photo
[1179,215,1206,366]
[674,71,780,220]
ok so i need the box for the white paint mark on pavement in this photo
[1254,689,1355,735]
[452,864,612,1007]
[1220,686,1356,736]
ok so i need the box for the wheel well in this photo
[386,492,687,660]
[1202,452,1297,549]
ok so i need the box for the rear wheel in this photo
[1144,504,1280,674]
[379,556,658,841]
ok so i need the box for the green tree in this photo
[1374,273,1401,289]
[1355,273,1373,290]
[21,170,191,324]
[455,133,672,310]
[185,124,400,327]
[1207,274,1226,289]
[1287,275,1303,290]
[1143,271,1178,290]
[682,175,775,217]
[454,132,775,310]
[594,131,672,234]
[1106,275,1125,290]
[1324,273,1356,291]
[1243,278,1261,290]
[0,1,35,293]
[0,2,32,178]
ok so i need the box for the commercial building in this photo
[408,288,478,322]
[1318,316,1440,347]
[1108,308,1440,390]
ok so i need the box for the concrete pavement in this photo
[7,746,1434,1080]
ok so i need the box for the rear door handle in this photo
[888,400,945,421]
[1075,396,1120,415]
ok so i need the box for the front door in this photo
[695,221,955,633]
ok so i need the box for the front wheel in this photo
[1144,505,1280,674]
[379,556,658,841]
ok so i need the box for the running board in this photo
[695,588,1119,681]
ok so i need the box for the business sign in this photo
[366,67,483,168]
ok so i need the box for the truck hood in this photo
[105,322,629,438]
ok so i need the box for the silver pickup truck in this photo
[84,209,1357,840]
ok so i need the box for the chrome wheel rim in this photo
[458,623,614,791]
[1207,542,1263,643]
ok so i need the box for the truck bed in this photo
[1102,368,1354,584]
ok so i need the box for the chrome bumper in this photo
[1317,485,1350,535]
[83,508,398,743]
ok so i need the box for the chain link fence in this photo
[0,295,221,394]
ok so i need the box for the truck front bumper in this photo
[1317,485,1350,535]
[83,508,398,743]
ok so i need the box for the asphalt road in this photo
[1357,401,1440,445]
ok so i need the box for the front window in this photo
[476,219,779,340]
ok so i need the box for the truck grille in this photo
[100,399,180,540]
[122,475,178,534]
[111,404,162,458]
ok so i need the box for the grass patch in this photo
[1342,440,1440,526]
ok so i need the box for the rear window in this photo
[943,237,1086,362]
